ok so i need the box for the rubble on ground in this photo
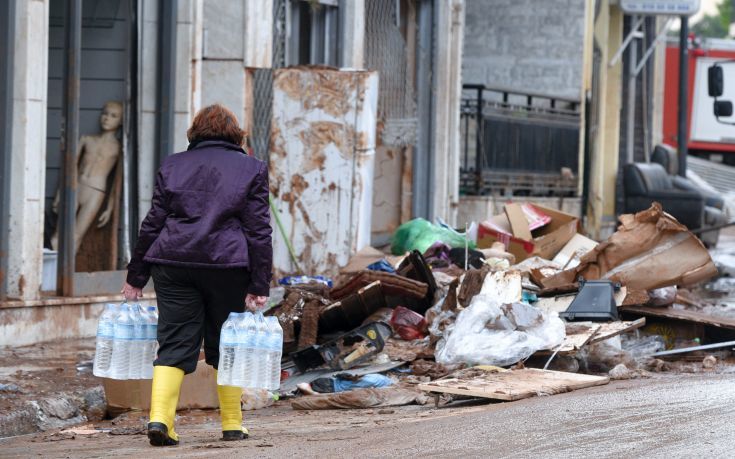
[269,201,734,412]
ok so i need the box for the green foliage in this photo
[692,0,733,38]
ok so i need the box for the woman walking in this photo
[122,104,272,446]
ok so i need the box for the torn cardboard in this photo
[552,233,598,270]
[478,204,578,263]
[103,358,218,416]
[540,203,718,291]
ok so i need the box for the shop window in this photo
[44,0,135,294]
[288,0,340,66]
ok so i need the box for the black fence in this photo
[460,84,581,196]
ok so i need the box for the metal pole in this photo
[0,0,17,300]
[413,0,433,219]
[626,17,638,165]
[57,0,82,296]
[475,87,483,194]
[677,15,689,177]
[156,0,178,167]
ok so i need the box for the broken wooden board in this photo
[417,367,609,401]
[551,323,602,354]
[621,306,735,330]
[588,318,646,344]
[535,319,645,355]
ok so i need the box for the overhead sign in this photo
[620,0,701,15]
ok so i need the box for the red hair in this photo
[187,104,246,146]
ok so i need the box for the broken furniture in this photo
[622,162,704,229]
[290,321,393,373]
[330,250,437,314]
[320,281,387,333]
[394,250,437,313]
[649,144,727,246]
[560,279,619,322]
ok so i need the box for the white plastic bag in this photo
[435,295,565,367]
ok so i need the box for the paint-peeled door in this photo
[269,68,379,277]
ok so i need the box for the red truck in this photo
[664,37,735,163]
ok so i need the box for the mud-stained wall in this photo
[269,67,379,277]
[372,146,405,243]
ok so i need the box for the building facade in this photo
[0,0,465,345]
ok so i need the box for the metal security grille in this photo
[365,0,417,147]
[249,0,288,161]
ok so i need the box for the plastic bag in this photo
[621,334,666,358]
[242,389,277,410]
[278,275,333,288]
[580,337,637,372]
[332,374,394,393]
[391,218,475,255]
[647,286,676,306]
[367,259,396,273]
[435,296,565,367]
[390,306,428,340]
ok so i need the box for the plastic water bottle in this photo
[217,312,239,386]
[128,304,146,379]
[250,314,269,389]
[93,303,118,378]
[232,313,253,387]
[140,306,158,379]
[110,304,134,380]
[265,317,283,390]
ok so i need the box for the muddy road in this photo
[1,373,733,458]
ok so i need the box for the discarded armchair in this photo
[622,162,704,230]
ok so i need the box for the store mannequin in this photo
[51,101,123,254]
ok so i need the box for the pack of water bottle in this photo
[217,312,283,390]
[93,303,158,380]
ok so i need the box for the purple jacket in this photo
[126,140,273,296]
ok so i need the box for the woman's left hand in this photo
[245,294,268,312]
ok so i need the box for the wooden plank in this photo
[417,368,609,401]
[588,318,646,344]
[561,323,601,351]
[621,305,735,330]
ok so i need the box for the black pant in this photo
[151,264,249,374]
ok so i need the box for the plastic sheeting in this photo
[435,296,566,367]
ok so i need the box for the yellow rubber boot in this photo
[216,372,248,440]
[148,365,185,445]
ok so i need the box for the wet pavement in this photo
[0,373,733,458]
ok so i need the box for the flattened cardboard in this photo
[478,204,579,262]
[103,358,218,415]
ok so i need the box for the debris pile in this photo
[272,201,735,410]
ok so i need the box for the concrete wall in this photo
[7,0,49,300]
[463,0,586,99]
[0,295,157,346]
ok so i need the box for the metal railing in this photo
[460,84,581,197]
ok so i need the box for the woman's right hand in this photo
[245,294,268,312]
[121,282,143,302]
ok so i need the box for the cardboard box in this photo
[477,204,579,262]
[103,358,219,416]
